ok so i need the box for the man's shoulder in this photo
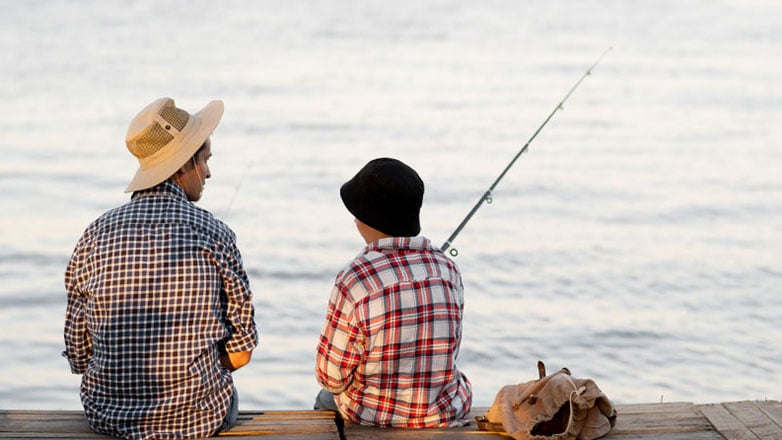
[192,206,236,241]
[87,196,235,239]
[83,201,133,231]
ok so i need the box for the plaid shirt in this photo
[63,180,258,440]
[316,236,472,427]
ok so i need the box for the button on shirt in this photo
[316,236,472,427]
[63,180,258,440]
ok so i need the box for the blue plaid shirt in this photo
[63,180,258,439]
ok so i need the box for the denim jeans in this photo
[313,389,340,412]
[218,385,239,434]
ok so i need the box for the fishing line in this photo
[441,47,612,256]
[224,160,254,215]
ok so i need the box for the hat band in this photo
[152,112,182,135]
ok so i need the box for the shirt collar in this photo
[131,179,187,201]
[365,236,435,254]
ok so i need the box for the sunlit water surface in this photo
[1,0,780,410]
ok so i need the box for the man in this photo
[315,157,472,427]
[64,97,258,439]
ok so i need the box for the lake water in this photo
[1,0,780,411]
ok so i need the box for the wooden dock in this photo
[1,401,780,439]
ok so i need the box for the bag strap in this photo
[512,362,574,409]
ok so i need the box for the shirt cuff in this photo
[224,327,258,353]
[62,350,87,375]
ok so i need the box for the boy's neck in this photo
[356,219,391,244]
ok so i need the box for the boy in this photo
[315,157,472,427]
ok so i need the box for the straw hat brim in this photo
[124,100,224,193]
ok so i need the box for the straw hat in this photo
[124,97,224,192]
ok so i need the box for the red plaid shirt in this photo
[316,236,472,427]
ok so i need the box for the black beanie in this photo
[340,158,424,237]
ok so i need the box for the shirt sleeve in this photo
[315,283,364,394]
[215,234,258,354]
[63,234,92,374]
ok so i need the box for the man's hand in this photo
[220,350,252,371]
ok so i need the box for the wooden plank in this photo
[722,401,782,440]
[0,409,340,439]
[341,403,721,439]
[613,410,710,429]
[757,401,782,428]
[0,435,110,439]
[614,402,697,414]
[341,409,506,439]
[604,433,723,440]
[698,403,760,440]
[610,415,713,433]
[0,410,102,438]
[219,410,339,438]
[5,402,779,439]
[603,402,722,439]
[343,426,507,439]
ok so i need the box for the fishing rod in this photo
[441,47,611,256]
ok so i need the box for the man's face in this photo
[176,138,212,201]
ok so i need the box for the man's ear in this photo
[175,160,192,175]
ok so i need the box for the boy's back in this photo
[315,158,472,427]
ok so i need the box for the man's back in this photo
[64,181,256,439]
